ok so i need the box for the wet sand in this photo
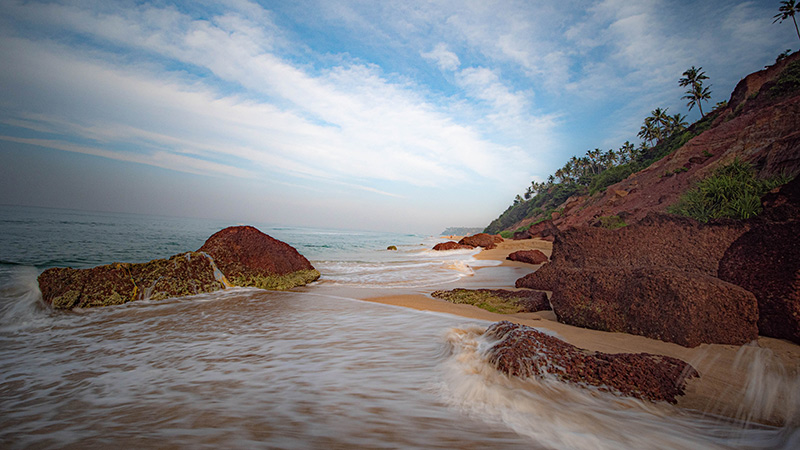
[362,238,800,426]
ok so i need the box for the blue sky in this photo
[0,0,796,233]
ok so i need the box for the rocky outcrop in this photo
[543,266,758,347]
[507,249,548,265]
[525,54,800,233]
[433,241,474,251]
[719,221,800,344]
[432,288,550,313]
[717,176,800,344]
[516,214,759,347]
[38,252,226,309]
[513,220,559,240]
[38,226,320,309]
[198,226,319,289]
[484,321,698,403]
[458,233,503,249]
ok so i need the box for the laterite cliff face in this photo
[535,53,800,232]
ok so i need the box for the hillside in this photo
[487,52,800,234]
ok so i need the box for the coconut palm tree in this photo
[774,0,800,43]
[668,113,688,135]
[620,141,636,163]
[679,67,711,117]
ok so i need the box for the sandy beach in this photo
[362,238,800,426]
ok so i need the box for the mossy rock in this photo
[232,269,321,290]
[431,288,550,314]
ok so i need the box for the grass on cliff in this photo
[667,159,790,222]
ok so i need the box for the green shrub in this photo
[596,215,628,230]
[769,60,800,99]
[588,163,639,195]
[667,159,790,222]
[499,230,513,239]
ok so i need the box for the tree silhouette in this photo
[774,0,800,43]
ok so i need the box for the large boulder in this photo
[198,226,319,290]
[516,213,759,347]
[458,233,503,249]
[719,221,800,344]
[484,321,698,404]
[39,226,320,309]
[507,249,548,265]
[548,267,758,347]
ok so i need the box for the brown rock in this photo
[484,321,698,403]
[506,249,548,265]
[515,213,759,347]
[39,226,319,309]
[546,213,749,276]
[719,221,800,344]
[513,220,559,240]
[548,266,759,347]
[433,241,474,251]
[761,174,800,222]
[515,262,559,291]
[198,226,319,288]
[458,233,503,249]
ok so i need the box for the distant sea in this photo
[0,205,794,449]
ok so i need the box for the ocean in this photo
[0,205,796,449]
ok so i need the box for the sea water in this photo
[0,205,797,449]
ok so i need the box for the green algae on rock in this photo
[431,288,550,314]
[38,226,320,309]
[231,269,321,291]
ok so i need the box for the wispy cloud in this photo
[0,0,793,230]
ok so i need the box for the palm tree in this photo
[680,67,711,117]
[668,113,688,135]
[620,141,636,163]
[774,0,800,43]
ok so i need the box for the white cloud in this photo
[421,43,461,71]
[0,1,542,197]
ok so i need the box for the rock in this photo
[507,249,548,265]
[39,226,319,309]
[458,233,503,249]
[484,321,699,404]
[431,288,550,313]
[387,245,398,251]
[198,226,320,290]
[515,213,759,347]
[545,213,750,277]
[516,262,559,291]
[513,220,559,240]
[719,221,800,344]
[433,241,474,251]
[38,252,225,309]
[761,174,800,222]
[548,266,758,347]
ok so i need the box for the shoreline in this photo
[361,238,800,426]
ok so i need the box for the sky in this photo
[0,0,797,234]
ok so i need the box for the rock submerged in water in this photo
[38,226,320,309]
[483,321,698,404]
